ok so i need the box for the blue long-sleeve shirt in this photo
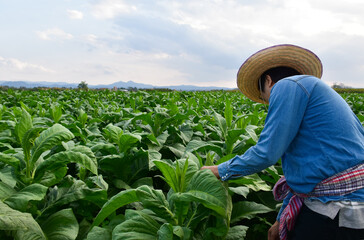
[218,75,364,221]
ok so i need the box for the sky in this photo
[1,0,364,88]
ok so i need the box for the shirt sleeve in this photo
[218,79,309,181]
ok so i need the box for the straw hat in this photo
[237,44,323,104]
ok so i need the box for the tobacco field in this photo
[0,88,363,240]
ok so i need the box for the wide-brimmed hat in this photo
[237,44,323,104]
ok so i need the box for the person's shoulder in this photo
[277,75,320,94]
[281,75,320,84]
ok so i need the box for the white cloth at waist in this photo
[304,198,364,229]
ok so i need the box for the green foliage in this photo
[0,88,361,239]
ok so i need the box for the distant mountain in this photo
[0,80,234,91]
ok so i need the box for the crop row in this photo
[0,89,362,240]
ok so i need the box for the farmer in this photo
[201,44,364,240]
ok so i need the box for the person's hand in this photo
[268,221,280,240]
[200,165,220,179]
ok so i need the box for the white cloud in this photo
[91,0,137,19]
[67,9,84,19]
[0,56,54,73]
[36,28,73,40]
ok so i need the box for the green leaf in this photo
[177,125,193,144]
[92,189,138,227]
[185,140,223,157]
[45,176,107,214]
[131,177,153,189]
[0,166,17,188]
[86,226,112,240]
[50,104,63,123]
[103,124,123,144]
[30,124,74,168]
[0,152,20,169]
[226,129,245,154]
[172,225,192,240]
[41,208,79,240]
[0,181,16,200]
[157,223,173,240]
[231,201,274,223]
[22,127,44,163]
[225,225,248,240]
[213,111,227,137]
[0,201,46,240]
[229,186,250,198]
[224,99,233,129]
[230,173,271,192]
[112,209,161,240]
[38,166,68,187]
[15,108,33,145]
[119,133,141,153]
[5,183,48,211]
[78,109,88,127]
[91,143,118,155]
[136,185,174,223]
[171,170,229,218]
[245,125,258,143]
[34,150,98,181]
[168,143,186,158]
[153,160,178,193]
[147,150,162,169]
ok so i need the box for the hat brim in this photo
[237,44,323,104]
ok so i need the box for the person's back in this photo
[276,75,364,199]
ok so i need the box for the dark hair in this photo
[259,66,301,92]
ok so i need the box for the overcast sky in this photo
[1,0,364,88]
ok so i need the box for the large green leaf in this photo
[0,181,16,200]
[86,226,111,240]
[229,173,271,192]
[171,170,229,217]
[157,223,193,240]
[30,124,74,168]
[229,186,250,198]
[37,166,68,187]
[44,176,107,213]
[171,225,192,240]
[154,160,179,192]
[103,124,122,145]
[245,125,259,143]
[213,111,227,138]
[50,104,63,123]
[0,201,46,240]
[136,185,174,223]
[5,183,48,211]
[0,152,20,169]
[226,129,245,154]
[112,209,161,240]
[41,208,79,240]
[34,150,98,181]
[231,201,274,223]
[118,133,141,153]
[22,127,44,163]
[92,189,138,227]
[0,166,17,188]
[226,225,249,240]
[90,143,118,155]
[157,223,173,240]
[15,108,33,145]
